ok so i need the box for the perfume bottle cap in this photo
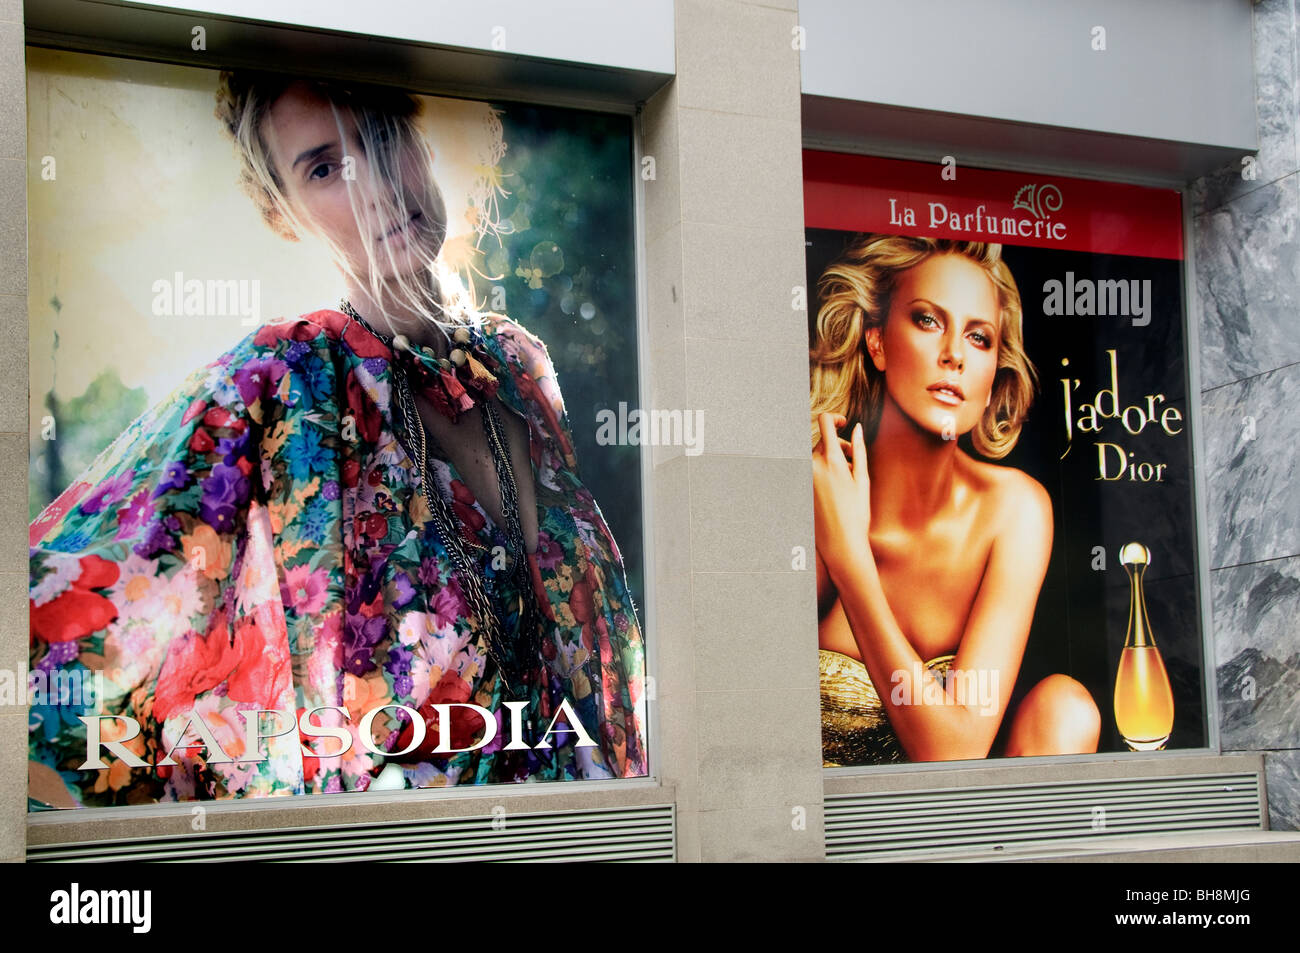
[1119,542,1150,566]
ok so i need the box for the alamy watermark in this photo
[595,402,704,456]
[890,662,999,716]
[0,665,104,709]
[1042,272,1151,327]
[49,883,151,933]
[152,272,261,325]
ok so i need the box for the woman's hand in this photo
[812,412,872,580]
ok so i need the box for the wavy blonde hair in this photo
[809,235,1036,459]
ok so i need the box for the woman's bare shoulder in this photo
[964,456,1053,533]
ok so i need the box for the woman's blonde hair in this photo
[809,235,1036,459]
[214,70,478,338]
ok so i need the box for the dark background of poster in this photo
[486,104,644,608]
[806,229,1209,759]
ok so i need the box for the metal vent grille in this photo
[825,773,1262,861]
[28,804,676,863]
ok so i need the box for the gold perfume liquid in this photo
[1114,646,1174,749]
[1113,542,1174,751]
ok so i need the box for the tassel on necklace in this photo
[339,300,504,424]
[440,367,476,414]
[462,353,500,398]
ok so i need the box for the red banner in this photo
[803,151,1184,260]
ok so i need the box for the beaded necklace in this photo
[339,300,540,696]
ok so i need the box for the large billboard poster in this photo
[25,49,648,809]
[806,152,1209,767]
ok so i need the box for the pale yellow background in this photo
[27,48,505,428]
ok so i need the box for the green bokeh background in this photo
[485,103,644,608]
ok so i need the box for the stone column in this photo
[0,0,28,864]
[641,0,824,861]
[1190,0,1300,831]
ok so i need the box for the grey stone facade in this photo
[0,0,1296,862]
[1191,0,1300,831]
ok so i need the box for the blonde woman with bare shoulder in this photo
[811,236,1100,764]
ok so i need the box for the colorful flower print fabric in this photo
[27,309,648,807]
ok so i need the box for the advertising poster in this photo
[807,151,1208,767]
[25,49,648,808]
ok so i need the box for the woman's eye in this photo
[308,162,336,181]
[914,311,940,328]
[969,330,993,348]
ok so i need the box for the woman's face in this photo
[868,253,1002,439]
[261,82,444,281]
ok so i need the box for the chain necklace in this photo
[338,300,541,696]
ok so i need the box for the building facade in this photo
[1,0,1297,862]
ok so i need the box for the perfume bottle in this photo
[1113,542,1175,751]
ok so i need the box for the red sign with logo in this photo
[803,151,1184,260]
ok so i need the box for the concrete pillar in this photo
[641,0,824,861]
[0,0,29,865]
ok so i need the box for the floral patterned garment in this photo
[28,309,648,807]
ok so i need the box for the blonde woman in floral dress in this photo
[28,72,647,807]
